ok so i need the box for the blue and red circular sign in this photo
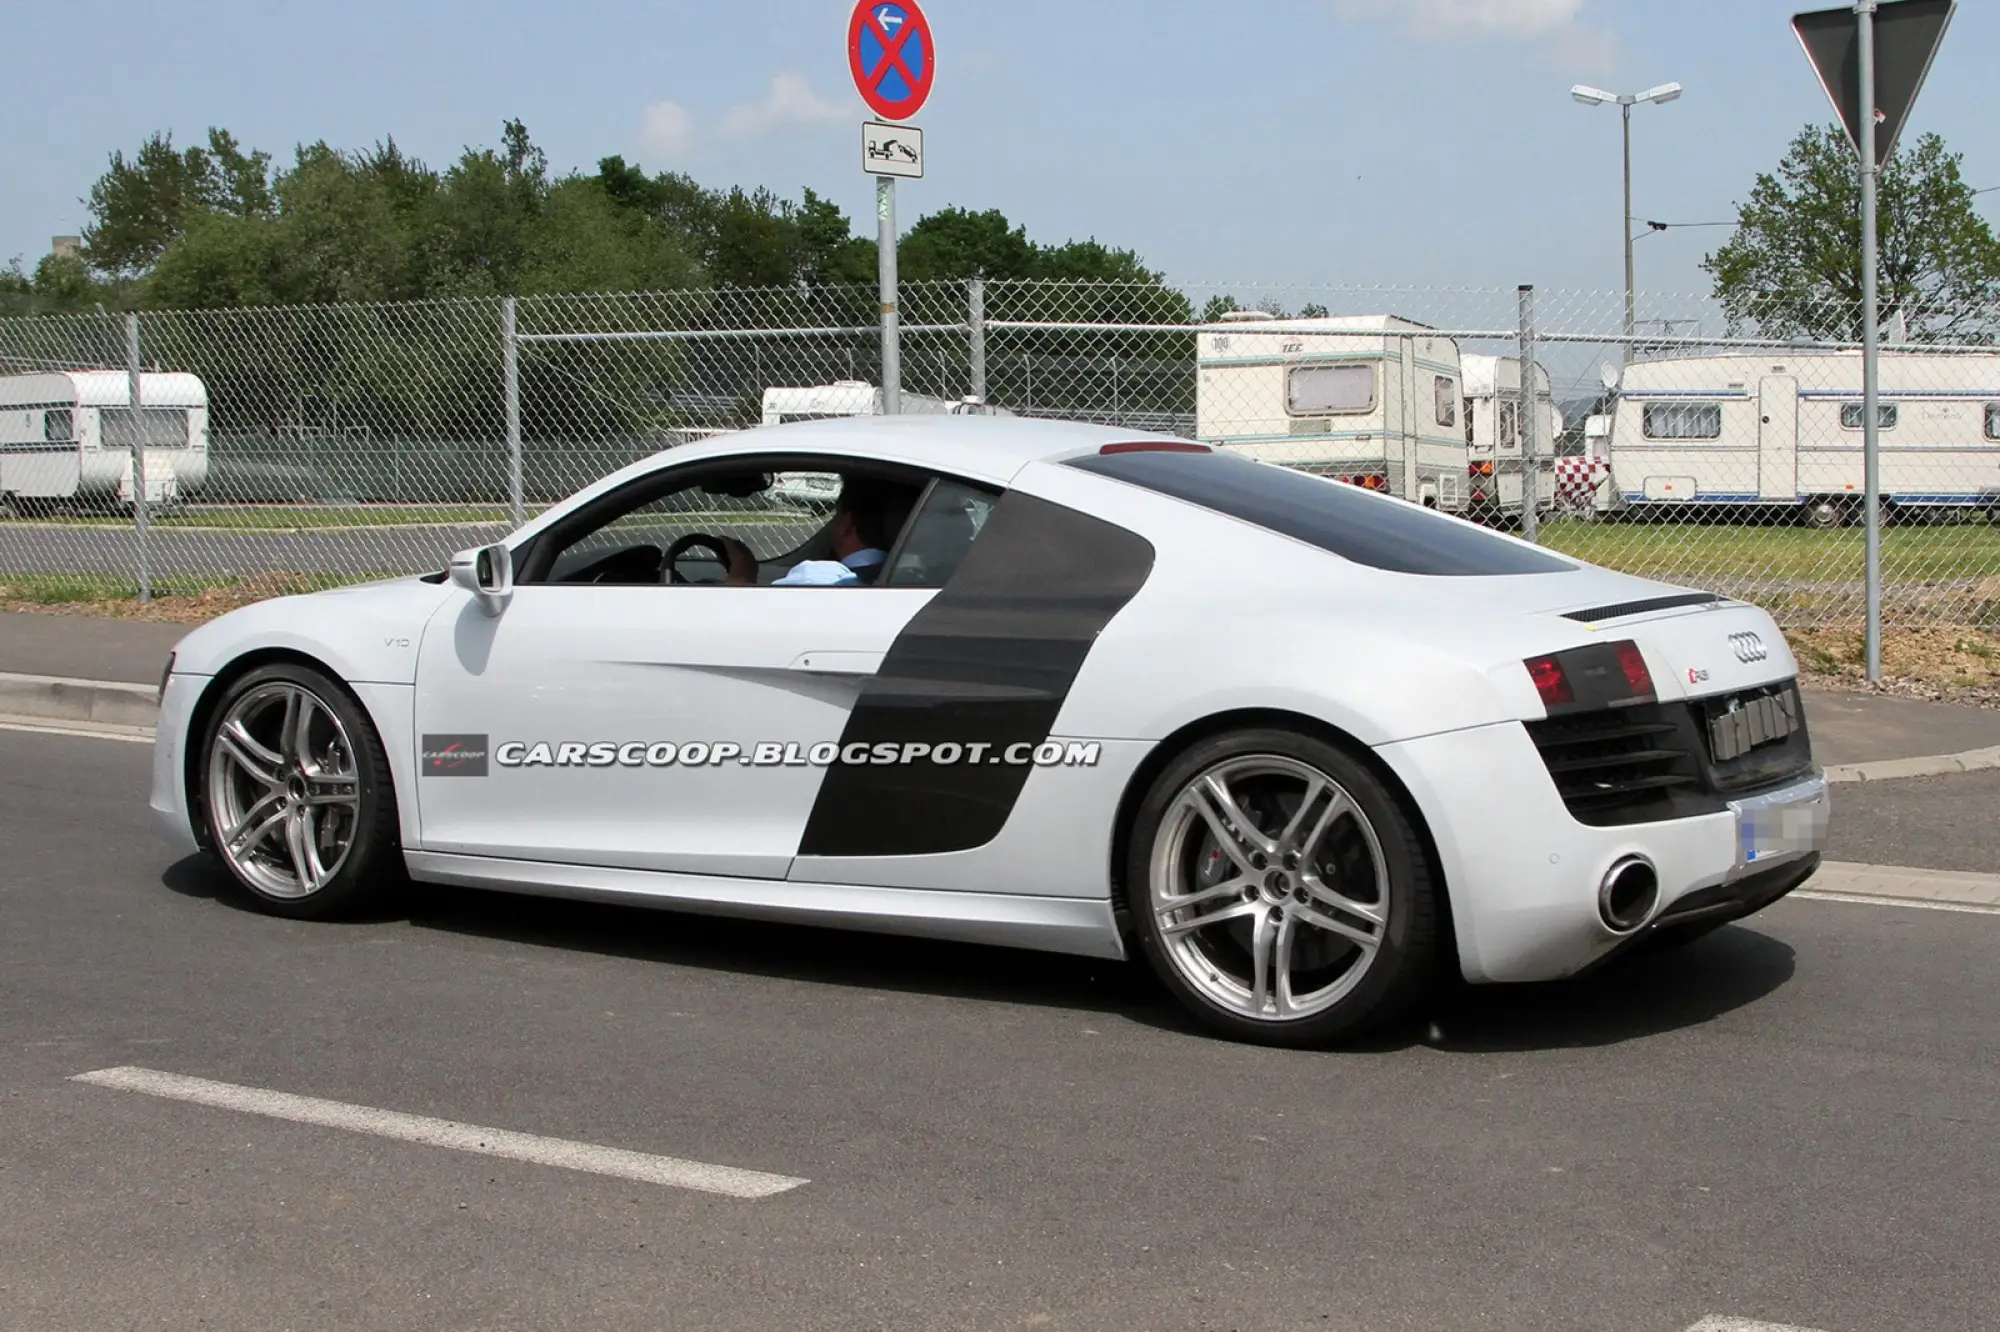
[849,1,934,121]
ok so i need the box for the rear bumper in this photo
[1376,722,1829,984]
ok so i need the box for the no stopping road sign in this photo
[849,1,934,121]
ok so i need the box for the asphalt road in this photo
[2,727,1996,1332]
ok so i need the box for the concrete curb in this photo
[0,672,160,728]
[1801,861,2000,910]
[0,670,1995,784]
[1822,746,2000,783]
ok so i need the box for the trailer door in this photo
[1758,376,1798,501]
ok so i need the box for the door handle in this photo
[788,650,884,675]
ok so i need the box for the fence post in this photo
[125,312,151,603]
[877,176,901,414]
[1517,284,1541,544]
[503,296,523,528]
[967,277,987,403]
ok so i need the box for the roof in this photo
[521,416,1194,530]
[1199,314,1436,335]
[0,370,207,408]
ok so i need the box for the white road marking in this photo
[1685,1319,1833,1332]
[72,1066,808,1199]
[1795,890,2000,916]
[0,718,153,743]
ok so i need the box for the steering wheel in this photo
[664,532,737,585]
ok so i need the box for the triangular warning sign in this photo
[1794,0,1955,167]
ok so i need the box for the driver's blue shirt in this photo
[773,547,887,587]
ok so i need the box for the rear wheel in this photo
[200,663,402,918]
[1125,728,1438,1047]
[1803,498,1849,530]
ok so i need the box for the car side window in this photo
[885,478,1001,589]
[526,469,839,586]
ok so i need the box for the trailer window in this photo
[1434,376,1457,428]
[1987,403,2000,440]
[1287,365,1374,415]
[101,407,190,448]
[1642,403,1723,440]
[44,409,73,442]
[1497,399,1520,450]
[1840,402,1897,430]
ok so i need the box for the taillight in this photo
[1615,641,1654,696]
[1523,640,1655,715]
[1525,655,1573,709]
[1469,460,1495,477]
[1340,473,1389,491]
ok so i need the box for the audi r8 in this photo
[151,416,1830,1045]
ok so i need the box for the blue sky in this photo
[4,0,1996,305]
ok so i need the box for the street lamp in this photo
[1572,81,1683,358]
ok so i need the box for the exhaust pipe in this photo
[1597,856,1660,934]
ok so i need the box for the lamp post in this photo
[1571,82,1683,358]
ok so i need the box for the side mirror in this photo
[449,542,514,616]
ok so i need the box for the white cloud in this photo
[1334,0,1617,69]
[637,100,695,162]
[717,73,847,140]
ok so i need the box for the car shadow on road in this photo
[1422,926,1798,1052]
[160,855,1798,1050]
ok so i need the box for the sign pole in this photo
[877,175,901,415]
[1857,0,1883,682]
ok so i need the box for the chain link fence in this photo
[2,281,1997,633]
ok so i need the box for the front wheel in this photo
[200,663,403,918]
[1125,728,1438,1047]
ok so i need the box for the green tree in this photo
[1704,125,2000,341]
[900,207,1036,281]
[82,128,273,276]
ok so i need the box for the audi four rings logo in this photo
[1729,631,1769,663]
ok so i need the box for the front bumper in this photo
[150,672,206,855]
[1375,722,1831,984]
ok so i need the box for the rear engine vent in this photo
[1526,704,1703,826]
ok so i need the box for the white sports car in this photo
[151,417,1830,1046]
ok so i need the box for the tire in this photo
[1124,727,1438,1047]
[198,662,403,919]
[1803,499,1847,531]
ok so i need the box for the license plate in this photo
[1709,689,1799,763]
[1729,775,1829,875]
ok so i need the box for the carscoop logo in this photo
[422,733,490,777]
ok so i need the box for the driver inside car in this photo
[720,477,913,587]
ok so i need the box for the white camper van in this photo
[760,381,1010,426]
[1599,351,2000,526]
[1195,313,1471,512]
[0,371,209,513]
[1459,354,1562,521]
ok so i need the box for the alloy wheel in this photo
[206,682,362,899]
[1148,755,1391,1022]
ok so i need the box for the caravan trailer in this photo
[1599,351,2000,526]
[1460,354,1561,521]
[0,371,209,512]
[760,381,1010,426]
[1195,313,1471,512]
